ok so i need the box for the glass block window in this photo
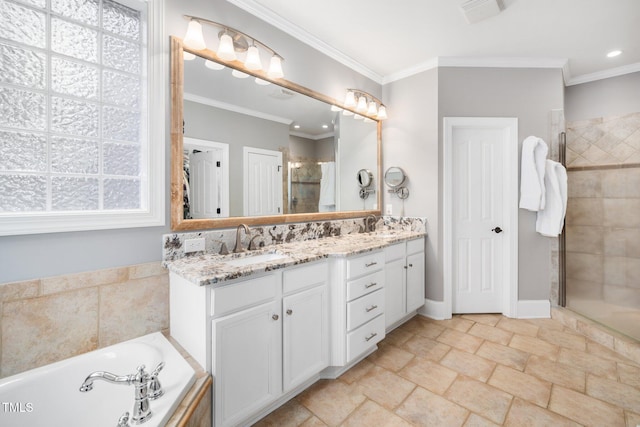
[0,0,148,214]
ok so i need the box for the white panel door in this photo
[452,126,506,313]
[189,149,221,219]
[243,147,283,216]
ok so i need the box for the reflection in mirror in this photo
[171,37,382,230]
[357,169,373,188]
[385,166,406,188]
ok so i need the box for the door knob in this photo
[492,227,503,234]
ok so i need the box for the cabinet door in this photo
[283,284,328,391]
[385,257,406,328]
[213,300,282,427]
[406,252,426,313]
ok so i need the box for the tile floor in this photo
[254,314,640,426]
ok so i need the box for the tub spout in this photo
[79,371,134,392]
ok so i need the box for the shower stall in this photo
[562,112,640,341]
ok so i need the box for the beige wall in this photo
[0,262,168,378]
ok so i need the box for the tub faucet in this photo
[234,223,251,253]
[80,362,164,425]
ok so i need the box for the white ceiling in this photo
[227,0,640,85]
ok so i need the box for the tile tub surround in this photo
[0,261,169,378]
[162,216,427,262]
[254,313,640,427]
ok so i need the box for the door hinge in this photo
[216,208,221,214]
[278,207,280,213]
[277,165,282,172]
[216,161,221,167]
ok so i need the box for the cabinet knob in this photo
[272,314,279,321]
[404,265,408,269]
[286,309,293,315]
[409,263,413,267]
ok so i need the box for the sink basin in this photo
[223,253,290,267]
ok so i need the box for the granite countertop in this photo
[165,230,425,287]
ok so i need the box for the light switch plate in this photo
[184,238,205,253]
[385,204,393,215]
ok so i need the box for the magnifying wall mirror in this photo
[357,169,373,188]
[384,166,409,199]
[170,36,382,231]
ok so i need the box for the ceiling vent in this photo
[460,0,504,24]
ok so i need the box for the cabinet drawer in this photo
[211,274,278,317]
[346,251,384,279]
[407,238,424,255]
[346,270,384,302]
[283,261,328,295]
[347,288,384,331]
[384,243,405,262]
[346,314,385,362]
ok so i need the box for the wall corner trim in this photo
[418,299,451,320]
[516,300,551,319]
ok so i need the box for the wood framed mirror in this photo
[170,36,382,231]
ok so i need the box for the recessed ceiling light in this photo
[293,124,300,129]
[322,124,329,129]
[607,50,622,58]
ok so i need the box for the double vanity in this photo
[166,228,425,427]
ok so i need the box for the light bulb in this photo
[267,55,284,79]
[343,91,356,108]
[376,105,387,120]
[183,20,206,50]
[217,33,236,61]
[244,45,262,70]
[183,51,195,61]
[367,101,378,116]
[231,69,250,78]
[363,117,374,123]
[255,77,271,86]
[205,60,224,70]
[356,96,367,113]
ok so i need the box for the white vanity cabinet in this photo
[328,250,386,370]
[170,260,329,427]
[384,238,426,330]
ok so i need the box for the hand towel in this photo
[536,159,568,237]
[519,136,549,211]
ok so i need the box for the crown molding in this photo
[382,58,440,85]
[566,62,640,86]
[225,0,384,84]
[290,130,335,140]
[184,92,293,125]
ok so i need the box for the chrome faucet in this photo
[234,223,250,253]
[364,214,378,232]
[80,362,164,425]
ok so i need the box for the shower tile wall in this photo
[565,112,640,339]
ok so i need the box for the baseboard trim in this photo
[418,299,450,320]
[516,300,551,318]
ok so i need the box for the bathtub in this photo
[0,332,196,427]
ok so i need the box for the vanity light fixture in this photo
[342,89,388,121]
[182,15,286,80]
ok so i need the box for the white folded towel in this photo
[536,160,567,237]
[318,161,335,208]
[519,136,549,211]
